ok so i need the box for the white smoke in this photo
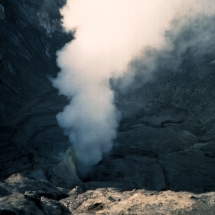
[52,0,215,178]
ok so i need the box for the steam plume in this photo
[52,0,215,177]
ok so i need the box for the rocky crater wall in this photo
[0,0,215,214]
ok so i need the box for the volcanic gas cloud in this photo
[52,0,215,177]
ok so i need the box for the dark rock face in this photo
[1,0,215,214]
[90,103,215,192]
[0,0,79,188]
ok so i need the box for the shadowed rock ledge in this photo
[0,0,215,214]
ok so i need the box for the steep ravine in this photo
[0,1,215,214]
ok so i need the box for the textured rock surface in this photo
[0,0,80,189]
[1,0,215,214]
[90,103,215,192]
[0,174,70,215]
[60,187,215,215]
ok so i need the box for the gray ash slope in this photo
[0,0,215,214]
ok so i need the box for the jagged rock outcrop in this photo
[0,173,70,215]
[0,0,215,214]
